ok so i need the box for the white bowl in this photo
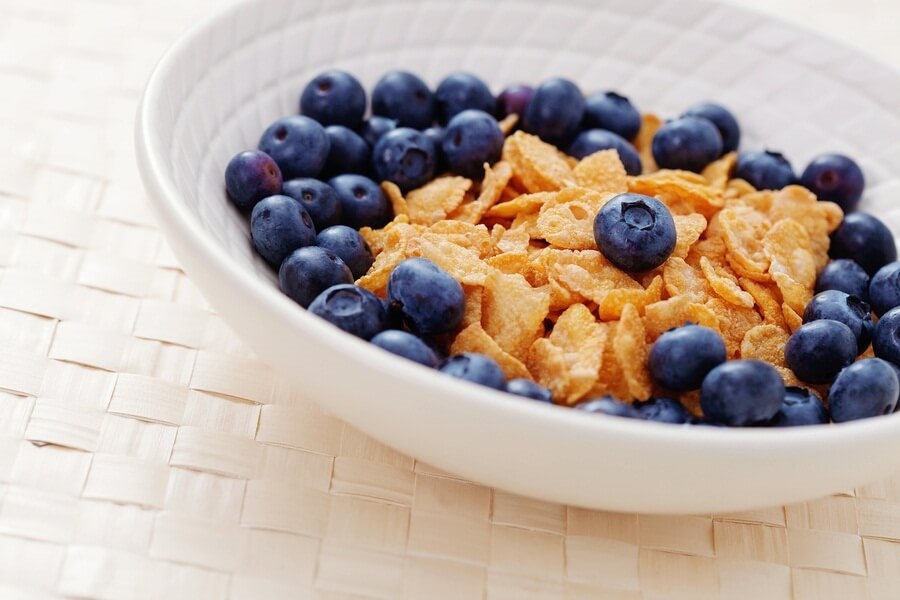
[136,0,900,514]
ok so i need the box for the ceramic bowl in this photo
[136,0,900,514]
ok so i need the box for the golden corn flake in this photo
[406,233,490,286]
[613,303,652,401]
[537,188,613,250]
[406,175,473,226]
[482,270,550,361]
[643,295,720,338]
[718,206,771,275]
[451,323,531,380]
[381,181,409,217]
[597,275,664,321]
[573,149,629,194]
[628,169,724,218]
[634,113,662,173]
[663,257,710,303]
[672,213,707,259]
[498,113,519,136]
[449,161,514,224]
[503,131,576,192]
[701,151,737,190]
[740,324,789,369]
[486,190,552,219]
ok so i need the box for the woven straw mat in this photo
[2,0,900,598]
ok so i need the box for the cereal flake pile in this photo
[356,117,844,413]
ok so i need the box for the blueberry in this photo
[582,91,641,141]
[299,70,367,129]
[593,193,676,272]
[699,359,785,426]
[250,195,317,267]
[567,129,642,176]
[733,150,795,190]
[496,84,533,119]
[522,77,585,148]
[422,126,446,173]
[784,320,857,384]
[386,258,465,335]
[278,246,353,308]
[441,110,504,179]
[829,212,897,276]
[504,378,553,403]
[829,358,899,422]
[814,259,869,302]
[633,397,693,424]
[258,115,330,180]
[869,261,900,317]
[439,352,506,390]
[370,329,441,368]
[651,116,722,172]
[574,396,641,418]
[308,284,387,340]
[281,178,342,231]
[649,324,727,391]
[371,70,435,130]
[768,386,829,427]
[358,116,397,148]
[224,150,283,211]
[682,102,740,154]
[800,153,865,213]
[872,306,900,366]
[314,225,374,280]
[434,72,495,125]
[372,128,437,192]
[328,174,392,230]
[802,290,873,355]
[323,125,370,176]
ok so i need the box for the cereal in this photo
[353,108,842,412]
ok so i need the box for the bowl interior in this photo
[139,0,900,513]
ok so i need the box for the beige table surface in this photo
[2,0,900,598]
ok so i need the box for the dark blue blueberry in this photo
[768,387,829,427]
[830,212,897,276]
[323,125,370,176]
[699,359,785,426]
[800,153,865,213]
[250,195,317,267]
[785,320,857,384]
[649,324,727,391]
[651,116,722,173]
[567,129,642,176]
[314,225,374,280]
[372,128,436,192]
[682,102,740,154]
[371,71,435,130]
[504,378,553,403]
[370,329,441,368]
[308,284,387,340]
[582,91,641,141]
[733,150,795,190]
[802,290,873,355]
[815,259,869,302]
[278,246,353,308]
[434,72,495,125]
[258,115,330,180]
[574,396,641,418]
[441,110,504,179]
[593,193,676,272]
[281,178,342,231]
[423,126,446,173]
[327,174,392,230]
[358,116,397,148]
[299,70,367,129]
[386,257,465,335]
[633,397,693,424]
[439,352,506,390]
[224,150,282,211]
[829,358,899,422]
[522,77,585,148]
[872,306,900,366]
[869,261,900,317]
[496,84,533,119]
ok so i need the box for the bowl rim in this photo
[134,0,900,479]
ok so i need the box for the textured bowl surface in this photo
[137,0,900,514]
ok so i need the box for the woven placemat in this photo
[2,0,900,598]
